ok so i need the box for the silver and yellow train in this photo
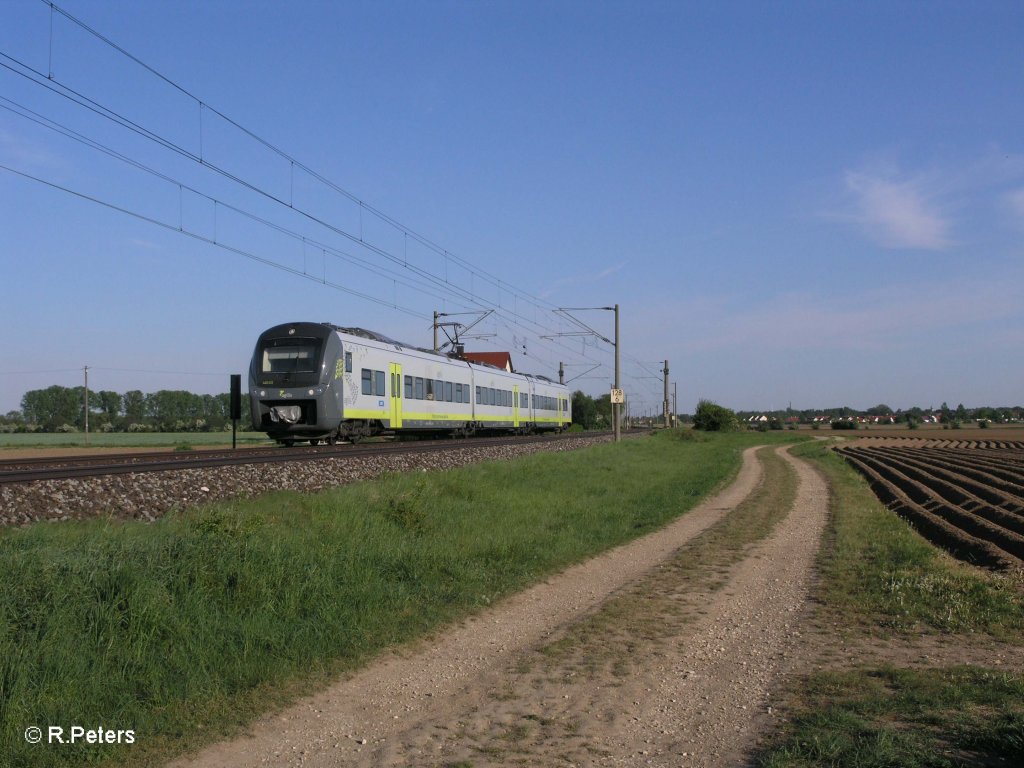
[249,322,571,444]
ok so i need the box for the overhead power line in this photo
[3,2,667,392]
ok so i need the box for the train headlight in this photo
[260,390,266,397]
[308,389,315,396]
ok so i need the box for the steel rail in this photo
[0,432,615,485]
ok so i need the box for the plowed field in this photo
[835,441,1024,571]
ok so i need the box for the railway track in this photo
[0,432,612,485]
[835,443,1024,571]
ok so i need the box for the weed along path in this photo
[171,444,829,768]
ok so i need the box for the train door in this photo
[513,385,520,428]
[389,362,403,429]
[557,395,564,424]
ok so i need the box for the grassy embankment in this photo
[0,432,270,449]
[0,430,790,768]
[756,440,1024,767]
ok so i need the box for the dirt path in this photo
[170,445,829,768]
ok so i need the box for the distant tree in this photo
[693,399,738,432]
[21,385,83,430]
[96,391,122,419]
[975,407,997,422]
[866,404,892,416]
[955,403,968,423]
[123,390,146,423]
[571,390,598,430]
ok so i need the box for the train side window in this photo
[374,370,386,396]
[475,386,481,402]
[404,375,413,399]
[361,368,372,395]
[455,383,462,402]
[345,352,352,373]
[434,379,443,400]
[425,379,434,400]
[445,381,453,402]
[415,377,424,399]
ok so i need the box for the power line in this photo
[0,162,430,319]
[2,4,648,387]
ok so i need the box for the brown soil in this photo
[168,445,831,768]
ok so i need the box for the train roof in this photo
[322,324,566,387]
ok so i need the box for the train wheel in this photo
[282,439,295,447]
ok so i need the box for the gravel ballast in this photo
[0,436,611,527]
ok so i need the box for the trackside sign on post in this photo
[610,388,625,404]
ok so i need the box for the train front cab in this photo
[249,322,343,443]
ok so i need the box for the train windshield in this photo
[260,338,320,374]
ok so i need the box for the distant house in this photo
[461,351,514,372]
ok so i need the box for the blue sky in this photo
[1,0,1022,416]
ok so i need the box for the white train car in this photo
[250,322,571,444]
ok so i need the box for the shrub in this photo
[692,399,739,432]
[830,420,857,430]
[979,420,989,429]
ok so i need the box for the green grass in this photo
[0,432,271,449]
[0,430,797,767]
[758,667,1024,768]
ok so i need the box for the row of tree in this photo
[734,403,1023,425]
[4,384,1019,434]
[2,385,251,433]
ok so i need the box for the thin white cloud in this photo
[843,170,952,250]
[631,274,1022,357]
[539,261,627,298]
[1006,188,1024,221]
[0,127,63,170]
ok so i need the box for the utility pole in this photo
[673,382,678,427]
[614,303,620,442]
[544,304,621,442]
[83,365,89,446]
[559,362,564,385]
[663,359,670,429]
[433,310,439,351]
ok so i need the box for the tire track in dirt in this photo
[172,444,830,768]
